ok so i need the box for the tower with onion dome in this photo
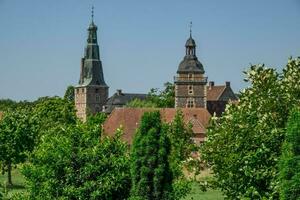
[174,23,207,108]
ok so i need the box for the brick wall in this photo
[75,85,108,121]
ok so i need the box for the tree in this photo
[0,99,17,111]
[0,108,36,186]
[21,120,131,200]
[0,99,33,111]
[126,98,157,108]
[147,82,175,108]
[32,97,77,135]
[201,57,300,199]
[168,110,195,178]
[279,108,300,200]
[126,82,175,108]
[130,111,172,200]
[64,85,75,102]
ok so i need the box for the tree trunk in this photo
[7,162,12,186]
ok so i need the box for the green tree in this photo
[148,82,175,108]
[0,108,36,186]
[168,110,195,178]
[32,97,77,135]
[64,85,75,102]
[0,99,33,111]
[279,108,300,200]
[0,99,17,111]
[130,111,172,200]
[201,57,300,199]
[22,121,130,200]
[126,98,157,108]
[126,82,175,108]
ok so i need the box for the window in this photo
[81,88,84,93]
[188,73,193,80]
[187,99,194,108]
[95,94,100,102]
[95,88,99,93]
[188,85,193,94]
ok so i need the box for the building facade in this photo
[74,17,238,121]
[75,19,108,121]
[206,81,238,116]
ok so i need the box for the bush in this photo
[279,108,300,200]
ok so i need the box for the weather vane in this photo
[189,21,193,37]
[91,6,94,22]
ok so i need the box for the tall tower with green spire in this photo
[75,7,108,121]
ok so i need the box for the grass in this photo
[183,182,224,200]
[0,168,224,199]
[0,168,26,198]
[183,168,224,200]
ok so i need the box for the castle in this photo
[75,17,238,143]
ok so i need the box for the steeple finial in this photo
[189,21,193,38]
[91,5,94,23]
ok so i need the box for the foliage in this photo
[32,97,77,134]
[147,82,175,108]
[0,99,32,111]
[279,108,300,200]
[0,99,17,111]
[0,184,4,199]
[0,108,37,186]
[86,112,107,125]
[130,111,172,200]
[64,85,75,102]
[201,57,300,199]
[126,98,157,108]
[168,110,196,178]
[166,110,202,199]
[85,112,107,140]
[21,120,131,200]
[127,82,175,108]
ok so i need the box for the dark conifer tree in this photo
[130,111,172,200]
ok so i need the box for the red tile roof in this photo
[103,108,211,144]
[206,85,226,101]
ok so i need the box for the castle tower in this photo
[75,8,108,121]
[174,25,207,108]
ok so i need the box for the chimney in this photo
[209,81,214,89]
[225,81,230,87]
[116,89,122,95]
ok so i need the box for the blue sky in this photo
[0,0,299,101]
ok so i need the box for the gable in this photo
[218,87,238,101]
[206,86,226,101]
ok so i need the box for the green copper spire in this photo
[78,7,107,86]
